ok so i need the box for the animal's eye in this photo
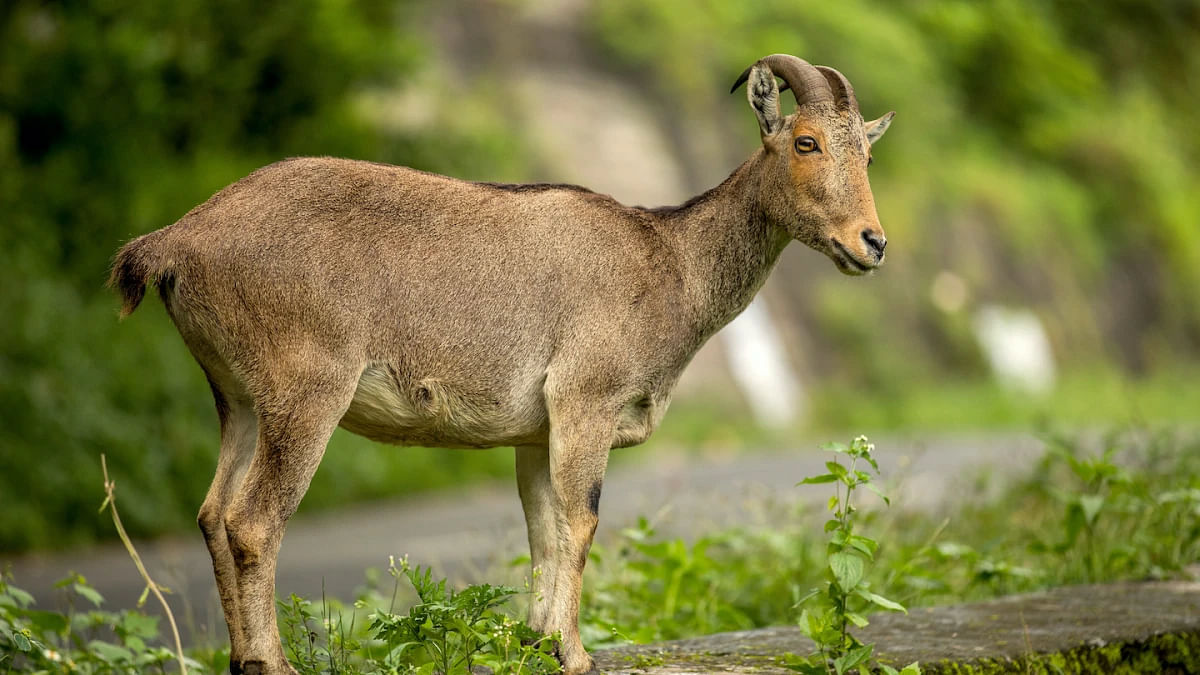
[794,136,819,154]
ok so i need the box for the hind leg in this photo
[223,361,359,674]
[197,375,258,666]
[516,444,558,632]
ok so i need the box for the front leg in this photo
[515,444,558,632]
[543,392,614,675]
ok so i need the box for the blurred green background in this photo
[2,0,1198,552]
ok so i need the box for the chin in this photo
[829,252,877,276]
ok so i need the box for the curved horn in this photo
[815,65,858,113]
[730,53,834,109]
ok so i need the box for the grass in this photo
[2,428,1197,673]
[648,365,1200,451]
[808,367,1200,434]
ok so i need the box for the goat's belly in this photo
[338,364,547,449]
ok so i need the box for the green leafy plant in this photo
[1,560,561,675]
[786,436,919,675]
[0,456,215,674]
[357,556,561,674]
[0,571,220,674]
[278,590,362,675]
[1038,436,1136,583]
[579,517,770,648]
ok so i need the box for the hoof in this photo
[556,651,597,675]
[231,660,294,675]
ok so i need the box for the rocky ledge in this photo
[594,581,1200,674]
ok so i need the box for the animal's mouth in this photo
[830,239,878,276]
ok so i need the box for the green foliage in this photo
[579,518,799,647]
[1,560,559,675]
[786,436,918,675]
[809,367,1200,433]
[360,557,560,674]
[0,571,219,674]
[580,429,1200,647]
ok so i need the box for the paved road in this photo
[4,432,1044,645]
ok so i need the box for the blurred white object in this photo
[972,305,1056,394]
[722,298,805,427]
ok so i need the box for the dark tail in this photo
[108,231,174,318]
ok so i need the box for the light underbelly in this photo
[339,364,547,449]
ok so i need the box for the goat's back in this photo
[112,158,679,430]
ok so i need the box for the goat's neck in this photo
[656,155,790,337]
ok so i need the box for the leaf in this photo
[863,453,880,472]
[799,474,838,485]
[845,612,869,627]
[24,609,69,635]
[829,552,865,591]
[899,663,922,675]
[826,461,850,483]
[1062,503,1085,548]
[74,582,104,607]
[5,586,34,608]
[834,643,873,673]
[855,588,907,613]
[783,657,828,675]
[848,535,878,558]
[118,611,159,639]
[125,635,147,653]
[793,587,821,608]
[796,609,814,637]
[798,608,830,641]
[11,630,31,652]
[88,639,134,663]
[53,574,79,589]
[880,667,900,675]
[1080,494,1105,525]
[862,481,891,506]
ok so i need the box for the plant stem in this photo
[100,455,187,675]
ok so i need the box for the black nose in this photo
[862,230,887,259]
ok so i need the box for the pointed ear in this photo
[865,111,895,146]
[746,64,783,138]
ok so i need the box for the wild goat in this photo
[110,54,893,674]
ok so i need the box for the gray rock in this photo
[594,581,1200,673]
